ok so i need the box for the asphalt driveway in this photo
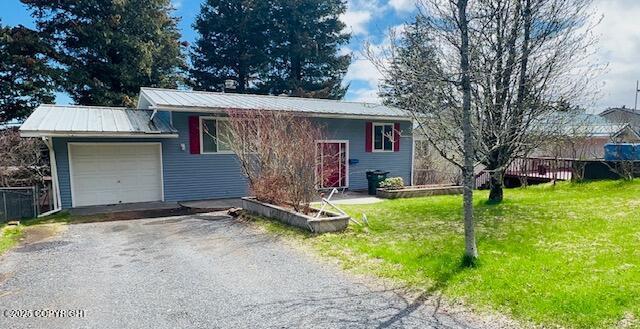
[0,214,507,329]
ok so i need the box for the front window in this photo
[373,123,394,151]
[201,118,233,153]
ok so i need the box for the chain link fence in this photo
[0,187,38,223]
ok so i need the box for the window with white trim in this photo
[201,118,233,153]
[373,123,394,152]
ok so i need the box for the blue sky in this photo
[1,0,639,111]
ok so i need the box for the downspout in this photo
[410,123,415,186]
[39,136,62,216]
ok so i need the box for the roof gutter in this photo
[20,131,179,138]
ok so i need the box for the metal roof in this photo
[139,87,410,120]
[564,114,637,137]
[599,107,640,117]
[19,104,177,138]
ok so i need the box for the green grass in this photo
[21,211,72,226]
[0,225,23,255]
[249,180,640,328]
[0,212,74,256]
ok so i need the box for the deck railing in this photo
[476,157,576,189]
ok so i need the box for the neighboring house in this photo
[599,106,640,130]
[19,88,413,209]
[533,113,640,159]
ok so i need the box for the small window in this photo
[373,123,394,152]
[201,118,233,154]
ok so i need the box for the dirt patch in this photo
[20,224,65,245]
[6,224,68,254]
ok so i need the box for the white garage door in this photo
[69,143,163,207]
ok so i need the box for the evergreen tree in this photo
[190,0,271,93]
[380,17,442,107]
[22,0,186,107]
[262,0,351,99]
[0,21,56,122]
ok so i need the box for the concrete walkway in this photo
[315,190,384,205]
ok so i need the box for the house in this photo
[532,113,640,159]
[19,88,413,210]
[599,106,640,130]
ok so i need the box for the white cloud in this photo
[388,0,417,13]
[344,59,383,89]
[171,0,182,9]
[340,10,373,36]
[592,0,640,110]
[341,0,640,111]
[350,88,381,103]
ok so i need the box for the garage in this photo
[69,143,163,207]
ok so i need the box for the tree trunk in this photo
[457,0,478,262]
[488,170,504,203]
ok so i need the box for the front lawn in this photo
[254,180,640,328]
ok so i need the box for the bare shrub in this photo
[222,110,325,213]
[0,129,49,187]
[413,139,462,185]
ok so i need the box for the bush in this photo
[224,109,324,213]
[379,177,404,190]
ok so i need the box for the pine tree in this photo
[0,21,56,122]
[261,0,351,99]
[22,0,186,107]
[380,17,442,108]
[190,0,271,93]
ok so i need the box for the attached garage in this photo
[68,143,164,207]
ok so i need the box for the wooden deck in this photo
[476,157,575,189]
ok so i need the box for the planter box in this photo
[377,184,463,199]
[241,197,350,233]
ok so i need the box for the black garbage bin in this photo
[366,170,389,195]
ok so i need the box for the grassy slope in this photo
[254,180,640,328]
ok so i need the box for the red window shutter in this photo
[365,122,372,152]
[394,123,400,152]
[188,116,200,154]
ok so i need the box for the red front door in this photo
[317,142,347,188]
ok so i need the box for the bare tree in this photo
[221,110,325,213]
[371,0,479,261]
[457,0,479,261]
[373,0,601,203]
[368,0,601,260]
[0,129,49,187]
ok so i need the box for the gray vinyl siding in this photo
[162,112,249,202]
[316,118,412,190]
[52,112,412,209]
